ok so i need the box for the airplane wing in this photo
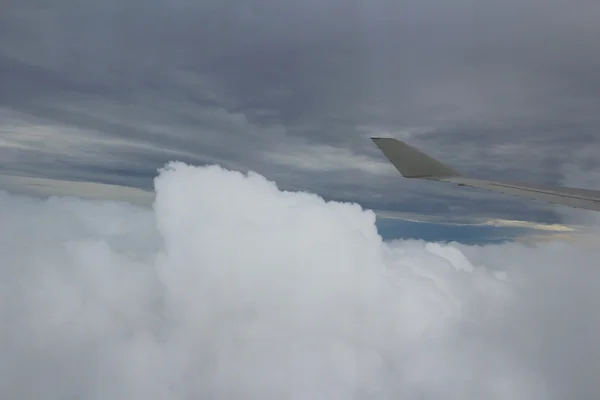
[371,137,600,211]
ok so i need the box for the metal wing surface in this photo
[372,137,600,212]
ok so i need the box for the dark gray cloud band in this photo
[2,0,600,223]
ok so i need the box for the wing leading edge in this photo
[371,137,600,212]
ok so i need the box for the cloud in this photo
[375,210,576,232]
[2,164,600,398]
[267,143,394,175]
[2,0,600,224]
[0,174,153,205]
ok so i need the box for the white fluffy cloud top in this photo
[1,163,600,399]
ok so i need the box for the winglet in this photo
[371,137,460,178]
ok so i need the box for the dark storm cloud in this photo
[2,0,600,222]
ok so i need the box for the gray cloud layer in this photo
[2,0,600,223]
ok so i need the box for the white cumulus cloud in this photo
[1,162,599,399]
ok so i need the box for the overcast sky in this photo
[4,3,600,397]
[2,0,600,227]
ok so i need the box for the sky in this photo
[2,0,600,241]
[2,2,600,398]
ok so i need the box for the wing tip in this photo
[370,136,460,178]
